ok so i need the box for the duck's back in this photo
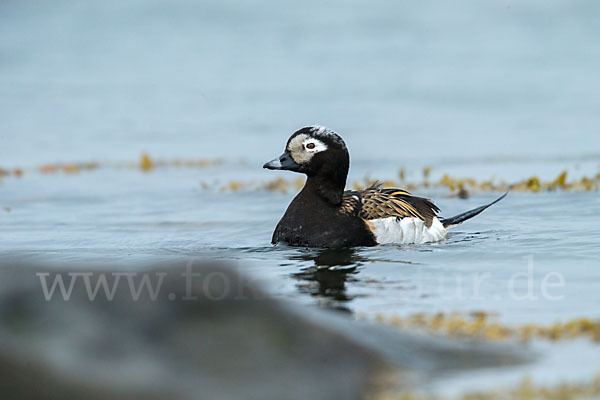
[339,186,447,245]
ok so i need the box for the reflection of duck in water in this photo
[292,248,362,311]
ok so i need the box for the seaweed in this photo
[369,374,600,400]
[370,312,600,343]
[1,158,598,194]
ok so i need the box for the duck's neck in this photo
[303,168,347,206]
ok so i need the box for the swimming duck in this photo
[263,126,506,248]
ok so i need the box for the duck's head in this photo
[263,126,349,177]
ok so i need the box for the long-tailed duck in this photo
[264,126,506,247]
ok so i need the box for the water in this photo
[1,0,600,395]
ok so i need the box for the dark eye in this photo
[306,142,315,150]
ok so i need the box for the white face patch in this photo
[287,134,328,164]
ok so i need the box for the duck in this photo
[263,126,507,248]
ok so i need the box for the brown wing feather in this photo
[340,186,440,227]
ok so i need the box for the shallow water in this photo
[2,0,600,395]
[2,168,599,325]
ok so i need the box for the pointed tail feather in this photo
[441,192,508,228]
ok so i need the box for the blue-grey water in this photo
[1,0,600,395]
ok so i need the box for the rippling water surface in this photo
[3,168,599,324]
[1,0,600,395]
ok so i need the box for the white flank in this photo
[369,217,447,245]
